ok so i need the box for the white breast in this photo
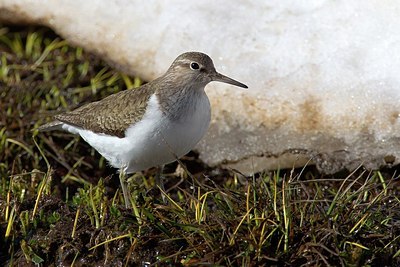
[62,93,211,173]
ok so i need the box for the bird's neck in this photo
[155,81,207,122]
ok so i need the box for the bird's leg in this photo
[119,166,131,209]
[155,165,167,203]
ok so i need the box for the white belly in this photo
[62,93,211,173]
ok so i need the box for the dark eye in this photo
[190,62,200,70]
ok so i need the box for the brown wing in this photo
[55,83,155,138]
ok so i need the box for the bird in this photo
[38,51,248,208]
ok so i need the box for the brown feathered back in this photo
[55,83,155,138]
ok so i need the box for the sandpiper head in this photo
[167,52,248,89]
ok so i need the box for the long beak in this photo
[212,72,248,88]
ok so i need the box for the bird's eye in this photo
[190,62,200,70]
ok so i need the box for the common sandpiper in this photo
[38,52,248,208]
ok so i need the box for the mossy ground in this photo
[0,25,399,266]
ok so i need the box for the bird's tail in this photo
[36,121,63,132]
